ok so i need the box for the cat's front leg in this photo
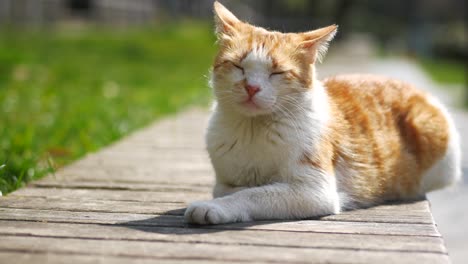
[185,174,340,224]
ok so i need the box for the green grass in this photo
[0,22,216,195]
[418,58,465,85]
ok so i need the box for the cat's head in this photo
[211,2,337,117]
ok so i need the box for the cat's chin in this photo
[234,101,274,117]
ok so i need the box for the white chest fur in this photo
[206,112,290,187]
[206,83,331,188]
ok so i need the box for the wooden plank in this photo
[0,196,185,215]
[65,160,213,170]
[0,252,249,264]
[87,148,209,156]
[0,208,182,226]
[8,187,431,212]
[115,138,206,149]
[10,252,269,264]
[42,168,215,185]
[75,149,210,162]
[10,187,430,213]
[105,112,208,149]
[0,208,440,236]
[11,187,211,203]
[0,220,448,254]
[0,196,437,224]
[321,201,435,224]
[29,180,212,192]
[0,235,449,264]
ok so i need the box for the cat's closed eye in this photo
[270,71,287,78]
[232,62,244,74]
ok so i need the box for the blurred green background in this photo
[0,22,215,194]
[0,0,465,194]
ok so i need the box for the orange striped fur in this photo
[324,75,450,205]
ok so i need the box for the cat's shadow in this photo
[119,207,323,235]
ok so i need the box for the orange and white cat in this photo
[184,2,461,224]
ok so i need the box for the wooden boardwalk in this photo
[0,109,450,263]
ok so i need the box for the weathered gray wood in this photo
[65,161,212,170]
[86,148,209,157]
[73,151,210,165]
[0,220,448,253]
[0,196,436,224]
[0,196,185,215]
[0,207,182,226]
[321,201,435,224]
[11,187,211,203]
[44,148,213,185]
[0,208,440,236]
[40,168,215,185]
[9,187,431,212]
[30,180,212,192]
[0,252,253,264]
[0,235,450,264]
[103,109,208,149]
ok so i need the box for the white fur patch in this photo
[420,95,462,193]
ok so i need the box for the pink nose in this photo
[245,84,261,98]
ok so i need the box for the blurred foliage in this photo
[418,59,465,85]
[0,22,216,194]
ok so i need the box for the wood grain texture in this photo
[11,187,211,203]
[0,235,450,264]
[0,207,441,236]
[0,196,436,224]
[30,180,212,192]
[0,221,448,253]
[0,253,252,264]
[0,109,450,264]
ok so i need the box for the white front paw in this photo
[184,200,234,225]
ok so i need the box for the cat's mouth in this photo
[241,99,261,110]
[236,97,275,116]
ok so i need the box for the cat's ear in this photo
[299,25,338,63]
[213,1,240,38]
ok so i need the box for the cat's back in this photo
[322,74,461,204]
[324,74,423,109]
